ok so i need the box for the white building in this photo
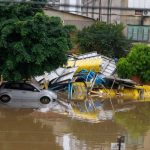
[128,0,150,9]
[60,0,81,14]
[47,0,81,14]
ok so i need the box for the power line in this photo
[0,1,150,11]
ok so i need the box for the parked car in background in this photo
[0,82,57,104]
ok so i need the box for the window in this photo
[11,83,20,90]
[132,27,138,40]
[128,25,150,42]
[4,83,20,90]
[21,83,35,91]
[143,27,149,41]
[4,83,11,89]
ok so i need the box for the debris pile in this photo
[34,51,150,102]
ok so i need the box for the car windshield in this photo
[31,84,41,91]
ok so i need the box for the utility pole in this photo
[107,0,112,24]
[107,0,110,23]
[92,0,96,18]
[109,0,112,23]
[99,0,102,21]
[117,136,125,150]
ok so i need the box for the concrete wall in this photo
[44,8,95,30]
[102,0,122,23]
[81,0,150,25]
[120,0,150,25]
[81,0,122,23]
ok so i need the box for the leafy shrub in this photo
[117,44,150,83]
[78,22,131,58]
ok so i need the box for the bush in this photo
[117,44,150,83]
[78,22,131,58]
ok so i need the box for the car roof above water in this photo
[0,81,41,90]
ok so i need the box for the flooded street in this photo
[1,1,150,150]
[0,100,149,150]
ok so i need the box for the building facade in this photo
[72,0,150,43]
[47,0,82,14]
[120,0,150,42]
[47,0,122,23]
[81,0,122,23]
[46,0,150,42]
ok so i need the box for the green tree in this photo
[0,4,71,81]
[63,25,77,50]
[31,0,47,8]
[78,22,131,58]
[117,44,150,83]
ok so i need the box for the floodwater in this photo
[0,99,150,150]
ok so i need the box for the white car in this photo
[0,82,57,104]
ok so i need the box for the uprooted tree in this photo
[0,3,71,81]
[78,22,131,58]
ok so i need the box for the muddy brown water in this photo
[0,99,149,150]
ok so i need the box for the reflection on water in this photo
[0,98,150,150]
[69,98,135,122]
[0,108,61,150]
[115,103,150,138]
[0,100,55,109]
[32,112,126,150]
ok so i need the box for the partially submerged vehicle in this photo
[0,81,57,104]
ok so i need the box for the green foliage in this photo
[64,25,77,34]
[117,44,150,83]
[31,0,47,8]
[78,22,131,58]
[0,4,71,81]
[63,25,77,49]
[0,3,43,21]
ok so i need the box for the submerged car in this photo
[0,82,57,104]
